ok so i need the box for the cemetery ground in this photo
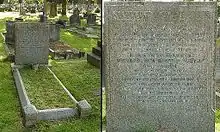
[0,17,100,131]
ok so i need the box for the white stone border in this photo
[11,63,92,127]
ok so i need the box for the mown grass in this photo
[0,17,100,131]
[50,59,100,116]
[60,29,97,53]
[20,67,75,109]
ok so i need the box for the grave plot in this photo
[49,41,85,60]
[19,67,75,109]
[67,26,100,39]
[11,22,92,127]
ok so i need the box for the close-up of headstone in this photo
[104,2,217,132]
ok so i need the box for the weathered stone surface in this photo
[87,14,96,26]
[14,22,49,65]
[77,100,92,118]
[104,2,216,132]
[38,108,78,120]
[23,104,38,127]
[49,24,60,42]
[70,8,80,25]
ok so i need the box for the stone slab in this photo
[104,2,217,132]
[38,108,78,120]
[14,22,49,65]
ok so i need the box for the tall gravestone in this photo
[5,21,15,45]
[70,8,80,26]
[49,24,60,42]
[104,2,217,132]
[14,22,49,65]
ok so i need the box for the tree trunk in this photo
[49,2,57,18]
[61,0,67,16]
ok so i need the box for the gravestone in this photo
[14,22,49,65]
[69,8,80,26]
[5,21,15,45]
[104,2,216,132]
[87,13,96,26]
[49,24,60,42]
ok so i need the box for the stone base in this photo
[77,100,92,118]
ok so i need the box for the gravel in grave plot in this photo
[19,67,75,110]
[50,41,74,52]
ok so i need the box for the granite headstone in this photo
[5,21,15,45]
[69,8,80,26]
[104,2,217,132]
[49,24,60,42]
[87,13,96,26]
[14,22,49,65]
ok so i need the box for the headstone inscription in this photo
[14,22,49,65]
[104,2,217,132]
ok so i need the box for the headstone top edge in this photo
[104,1,217,6]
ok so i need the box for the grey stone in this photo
[5,21,15,45]
[49,24,60,42]
[70,8,80,26]
[38,108,78,120]
[23,104,38,127]
[87,14,96,26]
[14,22,49,65]
[77,100,92,118]
[104,2,216,132]
[12,67,31,107]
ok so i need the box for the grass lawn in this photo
[0,17,100,132]
[20,67,75,109]
[50,59,100,115]
[60,29,97,53]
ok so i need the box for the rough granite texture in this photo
[49,24,60,42]
[87,14,96,26]
[77,100,92,118]
[14,22,49,65]
[23,104,38,127]
[104,2,217,132]
[5,21,15,44]
[70,9,80,26]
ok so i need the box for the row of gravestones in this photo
[5,21,60,65]
[69,8,98,26]
[6,21,60,47]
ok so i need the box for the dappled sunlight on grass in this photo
[216,123,220,132]
[64,31,72,36]
[60,29,97,53]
